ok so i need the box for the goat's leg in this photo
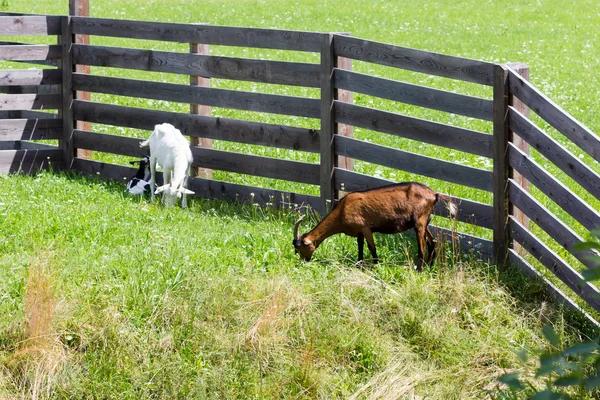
[357,234,365,262]
[414,224,427,272]
[425,227,436,265]
[363,229,378,263]
[149,156,156,201]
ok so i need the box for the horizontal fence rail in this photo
[72,73,321,118]
[73,101,321,153]
[72,17,325,52]
[333,34,495,86]
[334,69,493,121]
[0,15,61,35]
[73,44,321,88]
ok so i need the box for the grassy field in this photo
[1,0,600,398]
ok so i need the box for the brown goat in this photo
[292,182,456,271]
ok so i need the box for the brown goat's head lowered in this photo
[293,215,317,261]
[292,182,457,271]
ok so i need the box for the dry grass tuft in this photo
[3,251,67,400]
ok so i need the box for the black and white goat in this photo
[140,123,195,208]
[125,156,152,195]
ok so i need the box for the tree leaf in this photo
[542,326,560,347]
[585,375,600,390]
[563,341,599,356]
[498,372,524,390]
[553,373,581,387]
[574,241,600,252]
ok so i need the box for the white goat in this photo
[139,123,195,208]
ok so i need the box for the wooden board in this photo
[430,225,493,262]
[509,179,598,270]
[0,148,62,174]
[72,17,324,52]
[508,249,599,327]
[508,143,600,232]
[72,74,320,119]
[335,135,493,191]
[0,118,62,140]
[334,69,493,121]
[335,101,492,158]
[333,35,494,86]
[0,94,61,110]
[190,147,320,185]
[335,168,493,229]
[73,130,147,158]
[0,110,60,119]
[0,45,61,61]
[509,216,600,313]
[0,15,61,36]
[73,44,320,88]
[508,68,600,163]
[509,106,600,199]
[0,69,61,86]
[73,157,321,210]
[73,101,320,153]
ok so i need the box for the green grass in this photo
[1,0,600,397]
[0,171,594,399]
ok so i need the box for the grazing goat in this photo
[292,182,457,271]
[139,123,195,208]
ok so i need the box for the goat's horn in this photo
[293,215,305,241]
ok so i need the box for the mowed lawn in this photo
[1,0,600,398]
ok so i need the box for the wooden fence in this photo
[1,14,599,321]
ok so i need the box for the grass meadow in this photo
[1,0,600,398]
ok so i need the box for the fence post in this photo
[60,16,75,169]
[507,62,531,256]
[336,33,353,176]
[493,64,510,266]
[190,26,212,179]
[319,33,336,216]
[69,0,90,159]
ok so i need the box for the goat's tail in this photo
[436,193,457,218]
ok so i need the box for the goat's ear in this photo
[154,184,169,194]
[179,187,195,195]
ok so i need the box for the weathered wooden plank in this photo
[73,44,321,88]
[187,176,321,210]
[72,17,324,52]
[0,45,61,61]
[0,69,61,86]
[0,148,63,174]
[0,110,60,119]
[0,16,61,36]
[509,216,600,312]
[335,135,493,191]
[73,157,321,210]
[334,69,493,121]
[61,15,75,168]
[430,226,493,262]
[335,168,493,229]
[508,68,600,163]
[493,64,509,266]
[0,93,61,110]
[0,118,62,140]
[73,101,320,153]
[509,106,600,199]
[72,74,320,118]
[508,143,600,232]
[333,35,494,86]
[190,147,320,185]
[320,33,336,214]
[73,130,147,157]
[508,179,598,270]
[334,101,492,158]
[508,249,600,327]
[17,141,59,151]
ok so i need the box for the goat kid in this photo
[139,123,195,208]
[293,182,457,271]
